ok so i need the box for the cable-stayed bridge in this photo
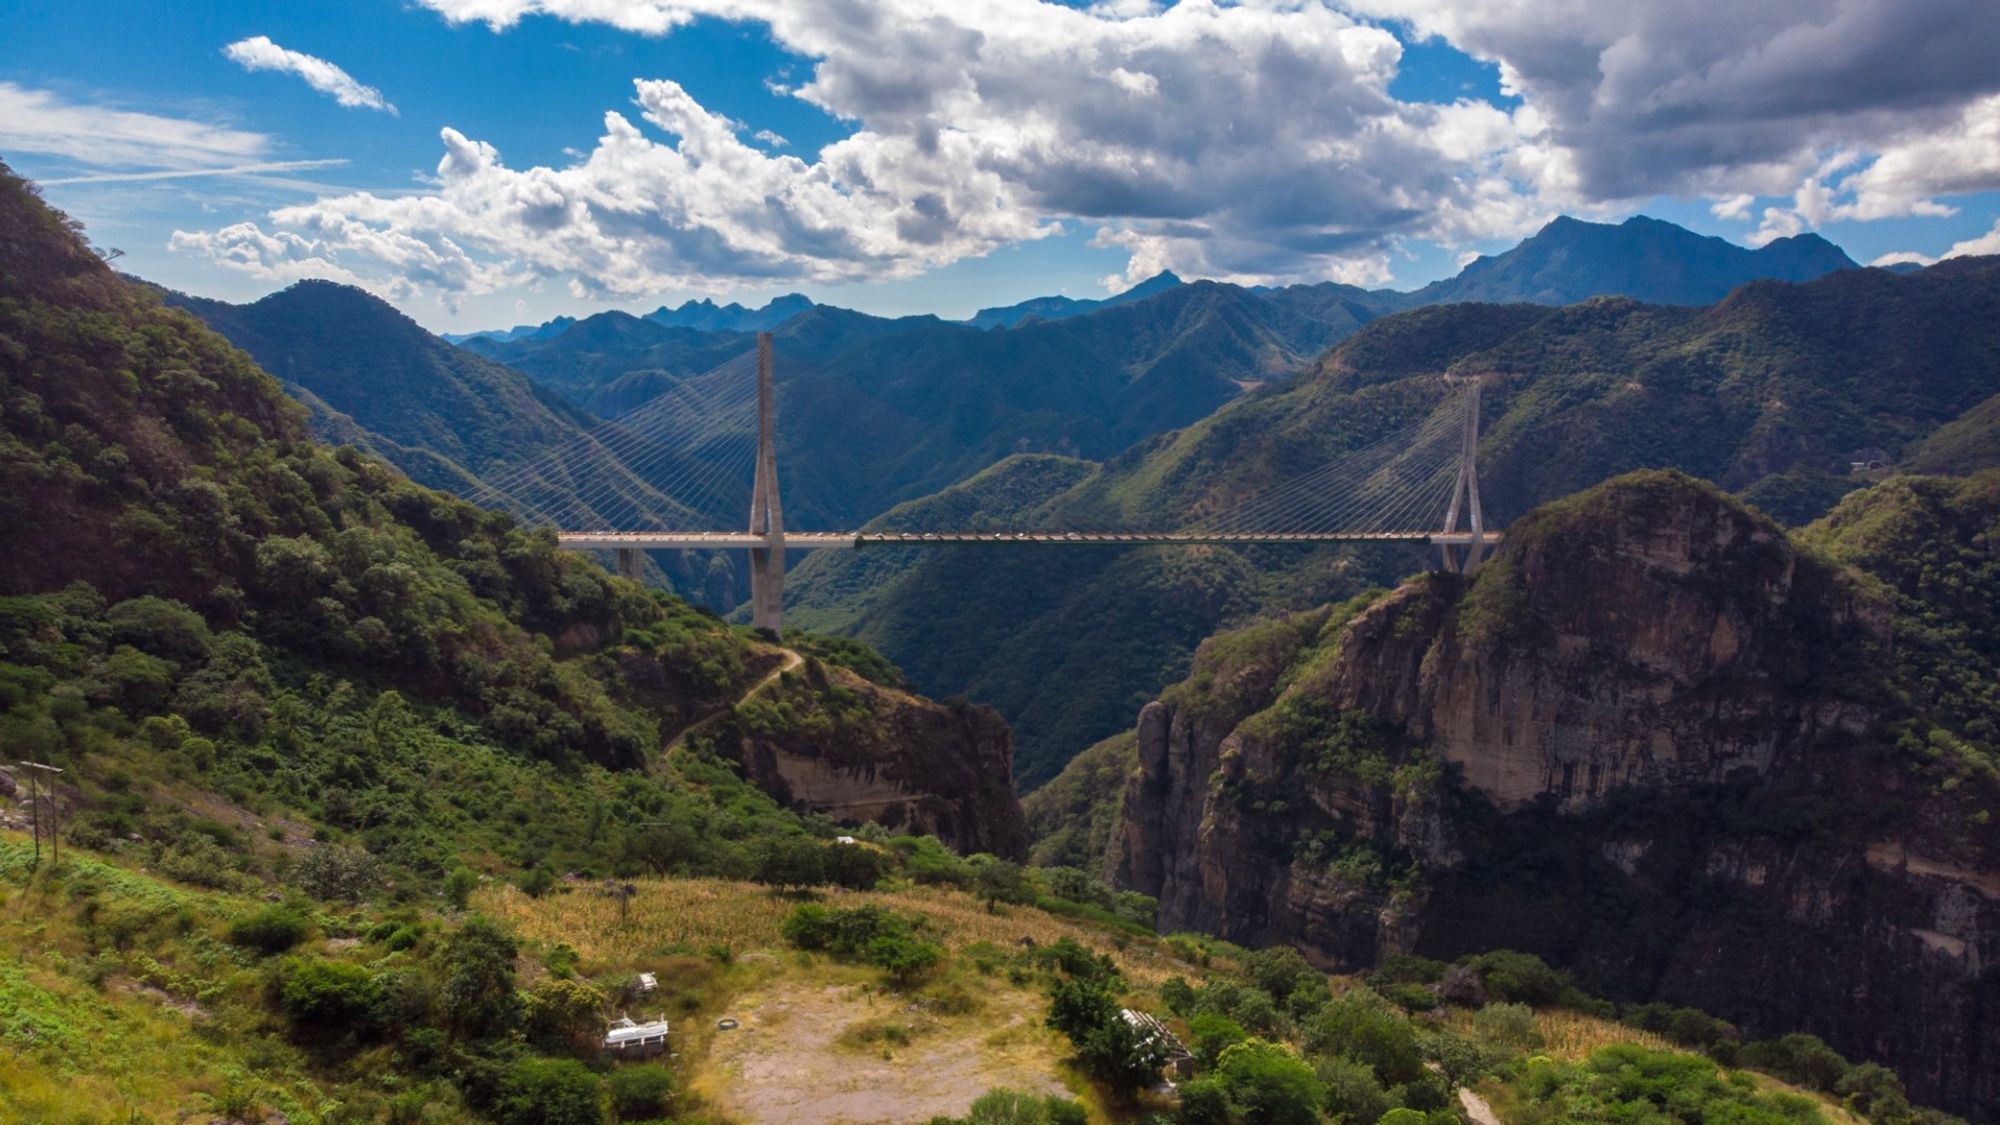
[466,333,1501,632]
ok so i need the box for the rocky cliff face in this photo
[1110,471,1999,1118]
[722,657,1028,859]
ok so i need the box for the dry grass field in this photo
[476,876,1205,986]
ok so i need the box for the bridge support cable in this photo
[527,370,760,528]
[552,387,758,526]
[1186,392,1464,535]
[458,347,760,527]
[460,352,754,516]
[1184,380,1474,539]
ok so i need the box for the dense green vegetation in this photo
[1802,472,2000,786]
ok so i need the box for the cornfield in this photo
[475,876,1203,985]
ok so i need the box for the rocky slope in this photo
[1105,471,1999,1119]
[723,657,1028,858]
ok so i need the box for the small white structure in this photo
[1122,1009,1196,1080]
[835,835,858,845]
[636,972,658,994]
[604,1016,669,1058]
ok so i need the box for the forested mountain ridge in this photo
[1087,469,2000,1119]
[790,258,2000,784]
[472,278,1378,529]
[166,280,594,487]
[0,162,1024,885]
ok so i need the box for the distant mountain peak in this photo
[1415,213,1857,307]
[965,269,1188,330]
[646,291,816,333]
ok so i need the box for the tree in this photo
[1315,1055,1393,1125]
[440,917,521,1040]
[752,835,826,890]
[1304,995,1427,1086]
[823,841,891,890]
[1045,976,1165,1096]
[1740,1032,1851,1093]
[973,858,1034,911]
[524,977,608,1052]
[293,844,381,902]
[1213,1039,1325,1125]
[1186,1012,1249,1067]
[496,1057,603,1125]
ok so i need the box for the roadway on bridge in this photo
[557,530,1505,551]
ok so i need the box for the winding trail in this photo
[663,647,804,760]
[1459,1086,1502,1125]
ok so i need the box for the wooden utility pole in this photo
[746,332,786,634]
[18,761,62,868]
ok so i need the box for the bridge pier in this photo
[1438,376,1489,576]
[615,547,642,582]
[746,332,786,635]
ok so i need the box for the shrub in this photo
[1623,1002,1734,1050]
[781,904,943,987]
[1212,1039,1325,1125]
[934,1088,1089,1125]
[867,933,944,987]
[496,1057,604,1125]
[1471,1002,1544,1051]
[445,867,480,909]
[1030,937,1118,982]
[1173,1077,1232,1125]
[1381,983,1440,1012]
[228,904,309,954]
[280,959,381,1033]
[606,1065,674,1121]
[1369,953,1447,987]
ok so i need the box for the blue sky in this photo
[6,0,1999,332]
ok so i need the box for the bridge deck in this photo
[557,530,1502,550]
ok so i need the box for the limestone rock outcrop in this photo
[1110,471,1999,1118]
[724,658,1028,859]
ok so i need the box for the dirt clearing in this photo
[694,974,1075,1124]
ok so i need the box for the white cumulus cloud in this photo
[224,36,398,114]
[170,0,2000,300]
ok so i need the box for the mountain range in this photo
[454,215,1860,344]
[8,156,1999,1122]
[787,256,2000,784]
